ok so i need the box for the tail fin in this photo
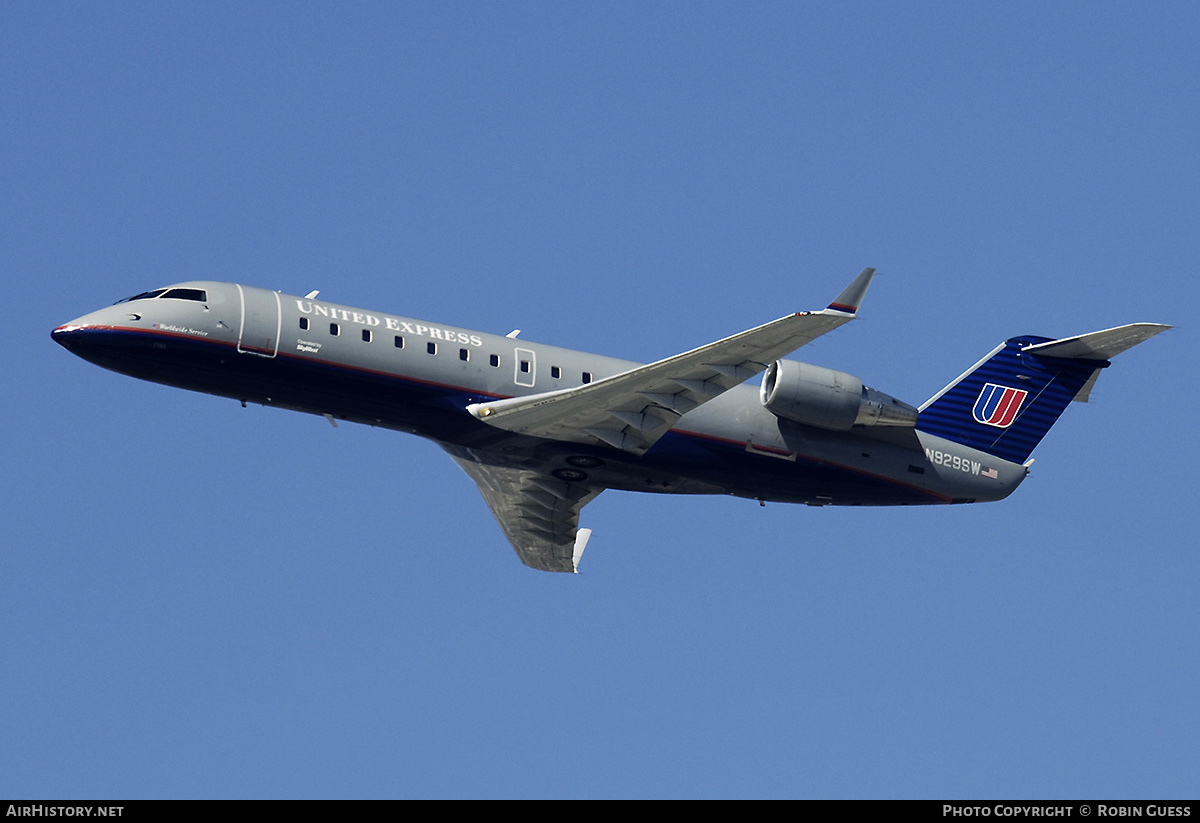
[917,323,1169,464]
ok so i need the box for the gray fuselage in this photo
[53,281,1027,508]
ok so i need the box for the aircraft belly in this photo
[636,429,941,505]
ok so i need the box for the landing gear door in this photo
[236,285,282,358]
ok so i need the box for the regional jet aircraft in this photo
[53,270,1168,572]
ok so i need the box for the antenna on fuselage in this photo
[505,329,521,339]
[305,290,320,299]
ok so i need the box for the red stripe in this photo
[990,388,1024,427]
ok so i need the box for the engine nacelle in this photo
[759,360,919,431]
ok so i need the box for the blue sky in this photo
[3,2,1196,798]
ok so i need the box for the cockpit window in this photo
[115,289,167,304]
[161,288,207,302]
[114,288,207,304]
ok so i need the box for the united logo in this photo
[972,383,1027,428]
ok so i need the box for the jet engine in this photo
[759,360,919,431]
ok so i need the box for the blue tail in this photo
[916,324,1170,464]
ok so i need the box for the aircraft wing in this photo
[446,449,602,573]
[466,268,876,455]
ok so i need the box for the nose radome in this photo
[51,305,131,350]
[51,315,95,348]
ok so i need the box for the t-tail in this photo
[916,323,1170,464]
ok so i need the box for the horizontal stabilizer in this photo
[1021,323,1171,360]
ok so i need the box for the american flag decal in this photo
[972,383,1028,428]
[981,467,999,479]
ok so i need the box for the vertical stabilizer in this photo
[917,324,1169,464]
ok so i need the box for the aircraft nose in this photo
[54,301,128,334]
[52,320,86,349]
[51,306,126,356]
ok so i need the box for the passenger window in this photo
[489,354,500,367]
[394,336,404,348]
[299,317,309,331]
[362,329,372,343]
[551,366,561,379]
[427,342,437,355]
[582,372,592,383]
[330,323,339,336]
[459,348,469,362]
[520,360,531,374]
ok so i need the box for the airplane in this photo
[52,269,1169,573]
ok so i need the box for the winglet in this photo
[826,267,876,314]
[572,528,592,573]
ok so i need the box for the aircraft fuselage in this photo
[52,281,1024,511]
